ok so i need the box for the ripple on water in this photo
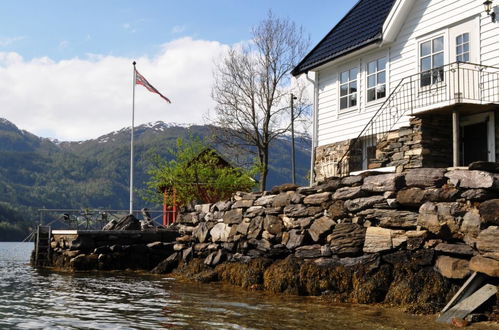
[1,242,492,330]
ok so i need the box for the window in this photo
[456,33,470,62]
[367,57,387,102]
[339,67,358,110]
[420,36,444,87]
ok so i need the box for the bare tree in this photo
[211,11,310,191]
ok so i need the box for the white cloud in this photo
[171,25,186,34]
[0,37,228,141]
[58,40,70,49]
[0,36,25,47]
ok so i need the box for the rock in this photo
[326,200,347,220]
[271,183,299,194]
[363,227,392,253]
[332,186,365,200]
[391,230,407,248]
[295,244,330,259]
[213,200,232,212]
[469,255,499,277]
[232,199,254,209]
[192,223,210,243]
[406,230,427,250]
[451,318,469,328]
[358,209,418,229]
[396,187,459,207]
[264,207,282,215]
[254,195,277,206]
[283,204,322,217]
[69,237,96,251]
[285,229,305,249]
[469,161,499,173]
[445,170,499,189]
[315,178,341,192]
[435,243,474,256]
[417,202,465,237]
[460,189,498,201]
[296,186,318,195]
[476,226,499,253]
[223,209,243,224]
[263,215,284,235]
[105,214,141,231]
[303,192,331,205]
[308,216,335,242]
[236,220,250,235]
[344,195,385,212]
[177,212,199,225]
[340,175,364,187]
[273,192,294,208]
[362,173,405,192]
[382,249,434,267]
[151,253,179,274]
[461,209,481,236]
[247,216,264,239]
[479,199,499,225]
[102,219,117,230]
[210,223,231,242]
[329,223,366,257]
[404,168,447,188]
[244,206,264,218]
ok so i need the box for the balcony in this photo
[333,62,499,177]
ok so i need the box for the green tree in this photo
[144,137,256,206]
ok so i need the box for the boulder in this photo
[151,253,179,274]
[285,229,306,250]
[362,173,405,192]
[404,168,446,188]
[396,187,459,207]
[232,199,254,209]
[469,255,499,277]
[406,230,427,250]
[210,223,231,242]
[244,206,264,218]
[479,199,499,225]
[468,161,499,173]
[329,223,366,257]
[344,195,385,212]
[435,243,474,256]
[340,175,364,187]
[273,192,294,208]
[435,256,470,279]
[332,186,365,200]
[271,183,299,194]
[295,245,331,259]
[247,216,264,239]
[326,200,347,220]
[263,215,284,235]
[236,220,250,235]
[460,189,498,201]
[283,204,322,217]
[105,214,141,231]
[315,178,341,192]
[417,202,465,237]
[213,200,232,212]
[445,170,499,189]
[460,209,481,236]
[192,223,210,243]
[223,209,243,224]
[254,195,277,206]
[358,209,418,229]
[303,192,331,205]
[476,226,499,253]
[308,216,335,242]
[363,227,392,253]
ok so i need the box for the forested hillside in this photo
[0,118,310,240]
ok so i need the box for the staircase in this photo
[34,225,51,267]
[335,62,499,177]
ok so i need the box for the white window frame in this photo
[365,56,388,104]
[338,65,359,113]
[418,34,445,87]
[455,32,470,63]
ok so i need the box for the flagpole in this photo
[130,61,136,215]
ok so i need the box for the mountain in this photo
[0,118,311,240]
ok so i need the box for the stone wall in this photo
[314,114,454,182]
[167,163,499,317]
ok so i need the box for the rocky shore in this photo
[38,164,499,323]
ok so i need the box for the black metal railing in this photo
[332,62,499,177]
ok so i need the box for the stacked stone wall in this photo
[168,163,499,316]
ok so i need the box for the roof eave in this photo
[292,37,382,76]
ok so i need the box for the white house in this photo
[293,0,499,183]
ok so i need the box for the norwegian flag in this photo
[135,69,171,103]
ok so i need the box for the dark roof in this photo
[292,0,397,76]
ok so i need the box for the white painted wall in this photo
[314,0,499,147]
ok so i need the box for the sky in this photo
[0,0,357,141]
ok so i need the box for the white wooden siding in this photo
[315,0,499,147]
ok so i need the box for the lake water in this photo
[0,242,494,329]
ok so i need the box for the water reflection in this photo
[0,243,489,329]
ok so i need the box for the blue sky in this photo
[0,1,358,140]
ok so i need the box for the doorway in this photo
[460,112,496,165]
